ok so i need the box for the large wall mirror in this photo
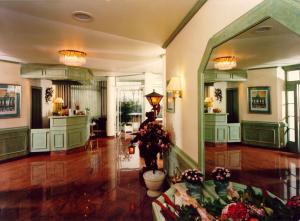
[203,17,300,201]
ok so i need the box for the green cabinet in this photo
[30,116,89,152]
[30,129,50,152]
[204,113,228,143]
[49,115,89,151]
[204,113,241,143]
[242,121,287,148]
[228,123,241,142]
[204,69,247,83]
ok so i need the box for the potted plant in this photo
[131,114,171,197]
[132,120,170,171]
[181,169,204,202]
[211,167,231,198]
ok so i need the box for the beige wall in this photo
[30,79,53,128]
[0,61,54,129]
[166,0,263,163]
[212,82,227,113]
[0,61,31,129]
[236,67,285,122]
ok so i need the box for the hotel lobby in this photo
[0,0,300,220]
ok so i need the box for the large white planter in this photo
[143,170,166,197]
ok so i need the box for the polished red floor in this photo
[0,137,155,221]
[205,144,300,201]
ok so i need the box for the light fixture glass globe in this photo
[214,56,237,70]
[58,50,87,66]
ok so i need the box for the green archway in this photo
[197,0,300,171]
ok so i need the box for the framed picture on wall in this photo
[0,84,21,118]
[166,91,175,113]
[248,86,271,114]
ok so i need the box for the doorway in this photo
[226,88,239,123]
[286,81,300,154]
[31,87,42,129]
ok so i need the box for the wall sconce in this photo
[167,77,182,98]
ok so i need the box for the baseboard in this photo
[164,144,198,178]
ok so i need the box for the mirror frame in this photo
[197,0,300,172]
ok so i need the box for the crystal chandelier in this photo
[58,50,87,66]
[214,56,237,70]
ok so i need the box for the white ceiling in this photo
[208,18,300,70]
[0,0,197,75]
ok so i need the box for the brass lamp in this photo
[145,90,163,118]
[167,76,182,98]
[54,97,64,114]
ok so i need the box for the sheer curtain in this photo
[55,81,107,117]
[71,81,107,117]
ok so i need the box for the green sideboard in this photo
[0,127,29,161]
[204,113,241,143]
[30,115,89,152]
[241,121,287,148]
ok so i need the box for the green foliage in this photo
[176,205,201,221]
[264,194,294,220]
[203,198,225,217]
[120,100,142,123]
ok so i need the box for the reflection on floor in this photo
[205,144,300,201]
[0,137,155,221]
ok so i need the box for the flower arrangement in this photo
[132,120,170,171]
[212,167,231,182]
[221,202,248,220]
[204,97,214,107]
[181,169,204,185]
[155,167,297,221]
[287,195,300,220]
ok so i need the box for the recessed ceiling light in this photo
[255,26,272,33]
[72,11,93,22]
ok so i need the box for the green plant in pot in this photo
[211,167,231,199]
[131,119,170,172]
[120,100,142,125]
[131,115,170,197]
[181,169,204,203]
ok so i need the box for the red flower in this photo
[287,195,300,208]
[221,202,248,221]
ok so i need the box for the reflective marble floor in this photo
[0,137,156,221]
[205,144,300,201]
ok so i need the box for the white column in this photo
[106,76,116,137]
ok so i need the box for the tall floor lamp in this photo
[145,90,163,118]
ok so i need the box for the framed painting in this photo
[248,86,271,114]
[166,91,175,113]
[0,84,21,118]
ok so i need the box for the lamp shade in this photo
[54,97,64,104]
[167,77,181,92]
[145,90,163,107]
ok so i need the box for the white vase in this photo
[143,170,166,197]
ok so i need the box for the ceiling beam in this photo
[162,0,207,49]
